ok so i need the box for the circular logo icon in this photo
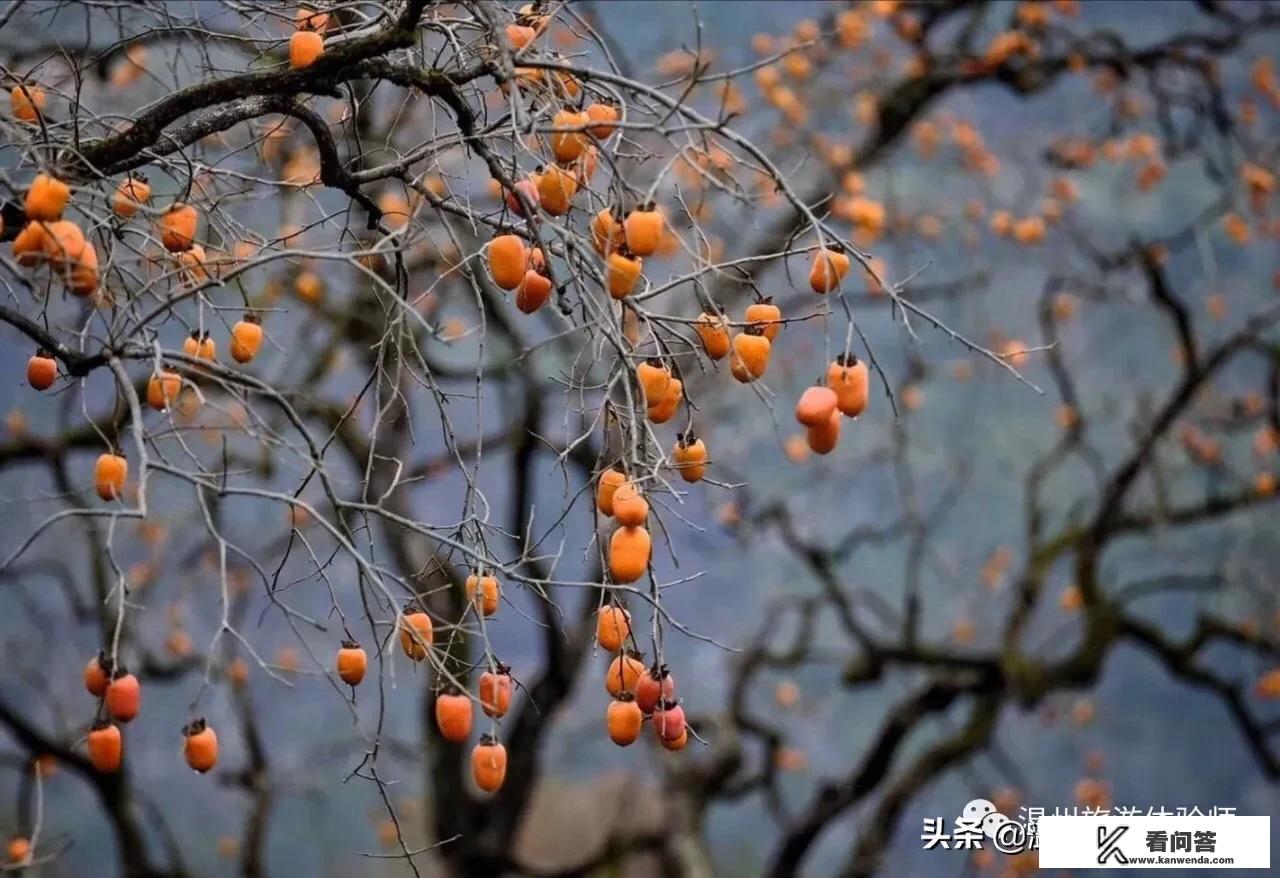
[982,811,1010,839]
[962,798,997,823]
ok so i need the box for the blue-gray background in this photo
[1,1,1277,875]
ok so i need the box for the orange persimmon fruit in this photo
[730,328,771,382]
[606,250,642,298]
[795,385,838,427]
[84,652,112,697]
[586,102,619,139]
[535,163,577,216]
[435,686,473,743]
[25,173,70,222]
[550,109,589,163]
[672,432,708,482]
[488,234,528,290]
[159,202,198,252]
[112,175,151,218]
[745,298,782,341]
[94,452,127,501]
[806,408,841,455]
[465,572,501,616]
[636,359,671,404]
[609,526,651,583]
[607,694,643,746]
[591,207,621,254]
[623,203,663,256]
[27,350,56,390]
[12,222,47,266]
[515,268,552,313]
[183,718,218,773]
[147,370,182,411]
[596,467,626,515]
[87,720,122,773]
[647,376,682,423]
[105,670,140,722]
[827,355,869,417]
[289,29,324,70]
[610,480,649,527]
[479,665,513,718]
[230,314,263,363]
[336,640,367,686]
[694,312,731,359]
[809,245,851,293]
[471,735,507,792]
[635,663,676,714]
[596,604,631,651]
[605,650,645,697]
[399,606,433,660]
[10,83,46,123]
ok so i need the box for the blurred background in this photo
[0,1,1278,876]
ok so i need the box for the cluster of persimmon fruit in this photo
[331,579,517,794]
[484,98,622,314]
[479,81,870,457]
[690,243,871,455]
[595,604,687,751]
[476,10,875,767]
[12,166,267,505]
[67,577,512,794]
[10,159,273,786]
[385,579,514,793]
[9,171,100,297]
[10,0,876,812]
[591,472,691,749]
[80,651,217,776]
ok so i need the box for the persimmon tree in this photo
[0,2,1277,877]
